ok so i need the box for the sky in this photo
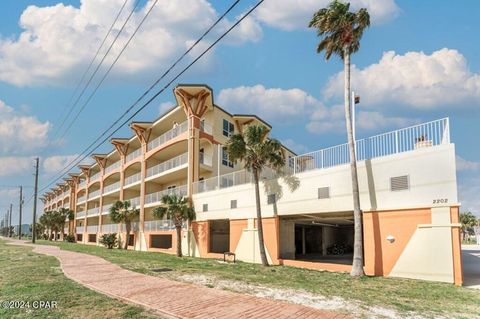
[0,0,479,225]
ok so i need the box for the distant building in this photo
[14,224,31,236]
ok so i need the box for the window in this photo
[267,194,276,204]
[230,200,237,209]
[76,234,83,242]
[288,156,294,169]
[318,187,330,199]
[203,204,208,212]
[128,234,135,246]
[222,119,234,137]
[150,235,172,249]
[88,234,97,243]
[222,147,234,168]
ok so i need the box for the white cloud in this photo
[0,156,33,177]
[456,155,480,172]
[323,48,480,108]
[0,0,262,86]
[218,85,319,121]
[42,155,79,175]
[0,100,50,154]
[255,0,400,31]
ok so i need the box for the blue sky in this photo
[0,0,479,224]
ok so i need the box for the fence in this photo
[146,153,188,178]
[147,120,188,151]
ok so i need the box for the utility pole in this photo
[32,157,39,244]
[18,186,23,239]
[9,203,12,237]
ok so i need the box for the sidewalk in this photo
[7,239,349,319]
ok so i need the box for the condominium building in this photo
[42,84,463,285]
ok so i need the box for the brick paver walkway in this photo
[7,239,350,319]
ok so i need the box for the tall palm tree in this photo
[58,208,74,239]
[110,200,140,249]
[153,194,195,257]
[227,124,285,266]
[309,0,370,277]
[39,211,54,241]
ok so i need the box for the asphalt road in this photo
[462,245,480,289]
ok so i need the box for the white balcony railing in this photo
[105,160,121,174]
[146,153,188,178]
[76,210,86,219]
[147,120,188,151]
[76,226,84,233]
[104,181,120,194]
[126,196,140,208]
[200,121,213,135]
[87,207,99,217]
[77,195,86,203]
[199,152,213,166]
[126,148,142,163]
[120,222,139,232]
[145,185,188,205]
[78,180,87,189]
[90,171,101,182]
[101,223,119,234]
[124,172,141,186]
[193,119,451,194]
[102,203,113,214]
[144,220,186,231]
[88,189,101,199]
[86,225,98,233]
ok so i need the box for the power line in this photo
[52,0,129,139]
[59,0,159,140]
[40,0,262,193]
[40,0,244,192]
[56,0,142,139]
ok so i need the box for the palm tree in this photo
[153,194,195,257]
[58,208,74,240]
[109,200,140,250]
[39,211,54,240]
[309,0,370,277]
[226,124,286,266]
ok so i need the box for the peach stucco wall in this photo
[450,206,463,285]
[363,208,431,276]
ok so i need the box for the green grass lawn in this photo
[36,240,480,318]
[0,240,162,319]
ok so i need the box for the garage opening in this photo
[280,213,354,265]
[151,234,172,249]
[209,219,230,253]
[128,234,135,246]
[76,234,83,242]
[88,234,97,243]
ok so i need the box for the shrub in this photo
[99,233,118,249]
[64,234,75,243]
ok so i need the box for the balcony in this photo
[78,180,87,189]
[105,161,121,175]
[76,210,86,219]
[101,223,118,233]
[126,148,142,163]
[87,207,100,217]
[146,153,188,179]
[121,222,139,232]
[88,189,101,199]
[126,196,140,208]
[124,172,141,187]
[77,195,86,203]
[102,203,113,214]
[86,225,98,233]
[200,121,213,135]
[147,120,188,151]
[90,171,101,183]
[144,220,186,231]
[76,226,84,233]
[103,181,120,194]
[145,185,188,206]
[199,152,213,167]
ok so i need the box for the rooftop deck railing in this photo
[146,153,188,178]
[193,118,450,194]
[145,185,188,205]
[147,120,188,151]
